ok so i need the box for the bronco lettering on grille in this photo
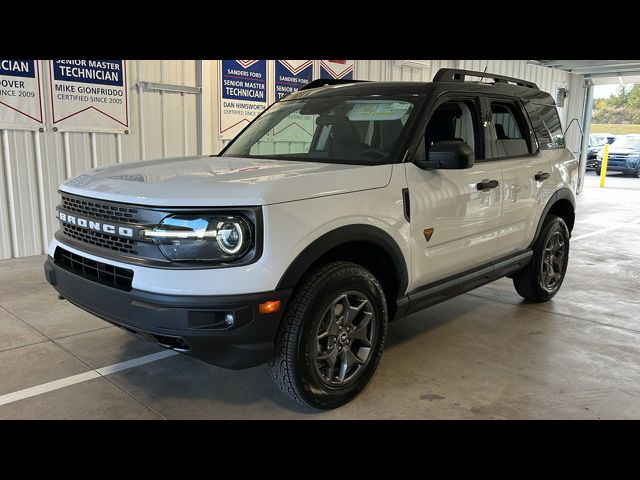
[57,211,134,238]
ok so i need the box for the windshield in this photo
[611,136,640,150]
[589,134,608,147]
[221,94,424,165]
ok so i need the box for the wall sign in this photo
[0,60,45,131]
[49,60,129,133]
[274,60,313,101]
[219,60,268,140]
[319,60,354,80]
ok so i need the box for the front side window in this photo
[222,95,424,165]
[415,98,483,161]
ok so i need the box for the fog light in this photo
[259,300,281,314]
[224,312,235,327]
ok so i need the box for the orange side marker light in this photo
[259,300,281,314]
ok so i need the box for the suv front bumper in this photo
[44,256,291,369]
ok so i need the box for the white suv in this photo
[44,69,578,409]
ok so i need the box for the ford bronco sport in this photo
[44,68,578,409]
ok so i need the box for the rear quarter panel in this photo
[544,147,579,198]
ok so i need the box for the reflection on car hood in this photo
[604,147,640,156]
[60,155,393,206]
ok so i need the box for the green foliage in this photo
[593,84,640,124]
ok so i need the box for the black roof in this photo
[285,78,556,105]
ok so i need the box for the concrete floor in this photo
[0,171,639,419]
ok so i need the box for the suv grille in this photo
[61,194,139,224]
[62,224,137,255]
[54,247,134,291]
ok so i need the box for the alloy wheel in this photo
[540,230,566,293]
[313,291,376,387]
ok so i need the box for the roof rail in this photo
[299,78,369,91]
[433,68,539,89]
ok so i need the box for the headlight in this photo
[142,214,252,262]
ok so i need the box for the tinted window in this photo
[491,103,525,140]
[526,103,565,150]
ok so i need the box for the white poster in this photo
[0,60,45,131]
[49,60,129,133]
[219,60,268,140]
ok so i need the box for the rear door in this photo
[405,94,503,291]
[485,97,556,256]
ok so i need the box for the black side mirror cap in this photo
[415,140,475,170]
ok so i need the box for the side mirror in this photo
[415,140,475,170]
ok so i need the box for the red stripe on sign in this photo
[327,60,346,64]
[280,60,313,75]
[321,61,353,79]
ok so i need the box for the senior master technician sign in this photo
[219,60,267,140]
[0,60,44,131]
[49,60,129,133]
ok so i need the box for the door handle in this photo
[476,179,499,191]
[535,171,550,181]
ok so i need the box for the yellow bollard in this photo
[599,143,609,188]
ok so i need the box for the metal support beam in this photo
[577,80,594,195]
[537,60,640,69]
[570,62,640,73]
[585,70,640,79]
[195,61,203,156]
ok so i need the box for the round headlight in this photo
[216,221,246,254]
[143,214,253,262]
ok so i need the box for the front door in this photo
[405,96,503,291]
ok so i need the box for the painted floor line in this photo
[0,350,177,407]
[572,220,639,242]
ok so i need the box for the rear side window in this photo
[488,101,530,158]
[491,103,525,140]
[526,103,566,150]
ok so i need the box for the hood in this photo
[60,155,393,206]
[604,147,640,156]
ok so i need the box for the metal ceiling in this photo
[531,60,640,79]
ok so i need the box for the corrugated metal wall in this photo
[1,59,585,260]
[0,60,199,260]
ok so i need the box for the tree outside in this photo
[593,84,640,124]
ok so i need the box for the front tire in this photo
[269,261,388,409]
[595,168,602,176]
[513,215,570,302]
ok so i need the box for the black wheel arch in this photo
[529,188,576,249]
[276,225,409,320]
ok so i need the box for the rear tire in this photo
[513,215,570,303]
[269,261,388,409]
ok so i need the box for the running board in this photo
[396,250,533,318]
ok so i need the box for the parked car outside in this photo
[587,133,615,170]
[595,134,640,177]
